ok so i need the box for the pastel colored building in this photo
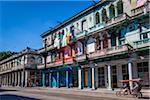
[38,0,150,90]
[0,0,149,90]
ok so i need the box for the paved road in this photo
[0,88,149,100]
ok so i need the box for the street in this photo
[0,87,149,100]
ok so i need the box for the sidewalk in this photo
[1,86,149,99]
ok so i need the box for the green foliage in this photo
[0,51,16,61]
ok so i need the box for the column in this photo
[108,38,111,48]
[88,68,91,88]
[107,65,112,90]
[42,71,45,87]
[15,72,18,86]
[114,3,118,17]
[21,71,24,87]
[101,40,104,50]
[57,71,59,88]
[128,62,133,90]
[91,67,96,90]
[78,68,82,89]
[49,72,52,87]
[25,70,28,87]
[105,6,110,19]
[18,71,20,86]
[66,70,69,88]
[99,10,103,24]
[116,36,119,46]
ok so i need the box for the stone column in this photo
[99,10,103,24]
[105,6,110,19]
[107,65,112,90]
[18,71,20,86]
[91,67,96,90]
[116,36,119,46]
[104,67,108,88]
[25,70,29,87]
[42,71,45,87]
[66,70,69,88]
[108,38,111,48]
[21,71,24,87]
[101,40,104,50]
[114,3,118,17]
[15,72,18,86]
[128,62,133,90]
[78,68,82,89]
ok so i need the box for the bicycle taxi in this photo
[116,78,143,98]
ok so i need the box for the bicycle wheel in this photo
[136,92,142,98]
[116,91,121,96]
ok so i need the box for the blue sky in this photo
[0,1,98,52]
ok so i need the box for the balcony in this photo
[131,1,149,16]
[64,56,74,64]
[133,38,150,49]
[75,30,87,39]
[54,59,63,66]
[106,45,128,55]
[88,44,128,59]
[87,23,105,35]
[38,45,54,53]
[106,13,130,27]
[37,64,44,69]
[88,49,106,59]
[75,54,86,62]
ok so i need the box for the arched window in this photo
[109,4,115,19]
[102,8,108,22]
[95,12,100,24]
[117,0,123,15]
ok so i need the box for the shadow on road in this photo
[0,89,17,92]
[140,96,150,99]
[0,94,40,100]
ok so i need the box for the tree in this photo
[0,51,16,61]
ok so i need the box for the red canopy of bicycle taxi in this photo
[119,79,143,83]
